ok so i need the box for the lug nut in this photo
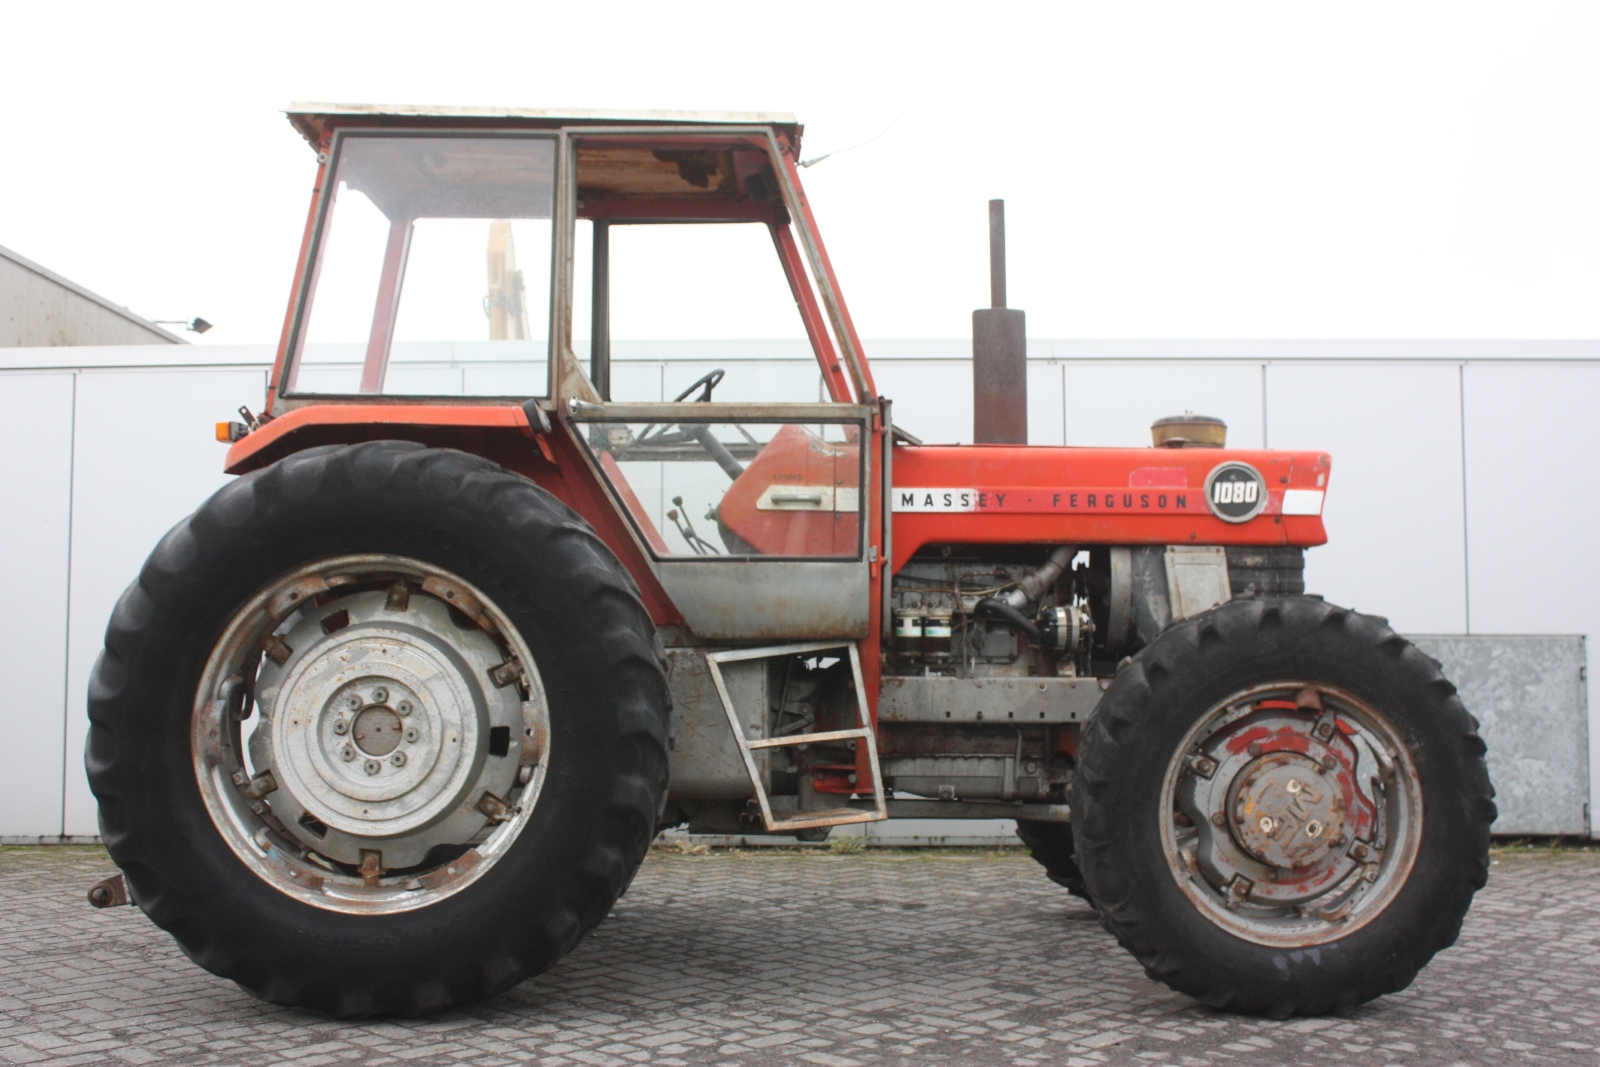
[364,759,381,776]
[371,687,389,704]
[403,727,420,743]
[396,700,413,717]
[340,746,356,762]
[390,752,407,767]
[1211,811,1228,827]
[346,694,362,710]
[333,720,348,736]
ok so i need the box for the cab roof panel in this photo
[286,103,803,152]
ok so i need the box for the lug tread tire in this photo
[1069,595,1493,1016]
[87,441,670,1017]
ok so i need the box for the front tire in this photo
[1070,596,1493,1016]
[86,442,670,1016]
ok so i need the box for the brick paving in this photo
[1,844,1596,1066]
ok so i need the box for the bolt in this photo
[390,751,407,767]
[1315,721,1335,740]
[371,686,389,704]
[363,759,381,776]
[1211,811,1228,827]
[340,746,356,762]
[1248,742,1262,757]
[1352,843,1369,860]
[333,720,348,736]
[396,700,413,717]
[403,726,420,743]
[848,773,859,785]
[1322,756,1337,770]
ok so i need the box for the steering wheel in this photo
[632,368,745,480]
[672,369,724,404]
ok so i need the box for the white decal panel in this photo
[892,489,978,513]
[1281,489,1326,516]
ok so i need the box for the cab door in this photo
[553,126,882,642]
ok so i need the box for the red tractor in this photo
[87,106,1493,1018]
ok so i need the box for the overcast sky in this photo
[2,1,1596,344]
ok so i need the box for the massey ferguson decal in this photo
[893,488,1203,514]
[1202,462,1268,523]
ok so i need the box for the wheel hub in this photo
[1162,682,1422,946]
[1226,751,1347,869]
[350,702,403,757]
[194,555,550,915]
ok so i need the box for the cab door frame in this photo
[547,125,887,648]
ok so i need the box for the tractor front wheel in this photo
[1070,595,1494,1016]
[86,442,670,1016]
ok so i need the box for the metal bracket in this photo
[706,641,888,832]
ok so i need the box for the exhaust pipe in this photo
[972,199,1028,444]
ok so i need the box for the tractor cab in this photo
[252,105,881,644]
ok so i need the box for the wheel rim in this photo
[1159,681,1422,946]
[193,555,549,914]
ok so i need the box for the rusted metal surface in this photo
[189,554,552,916]
[972,200,1027,445]
[655,561,869,640]
[85,872,129,908]
[706,641,886,831]
[1160,681,1423,946]
[664,648,765,800]
[877,675,1102,724]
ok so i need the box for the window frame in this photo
[572,407,873,564]
[277,127,561,404]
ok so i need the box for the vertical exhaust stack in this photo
[972,199,1028,444]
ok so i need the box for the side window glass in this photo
[579,420,862,560]
[569,138,838,405]
[289,134,555,397]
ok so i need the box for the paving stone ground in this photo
[1,844,1596,1066]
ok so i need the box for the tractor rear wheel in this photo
[1070,595,1493,1016]
[86,442,670,1016]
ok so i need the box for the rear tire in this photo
[1070,595,1493,1016]
[86,442,670,1016]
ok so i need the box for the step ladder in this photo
[705,641,888,833]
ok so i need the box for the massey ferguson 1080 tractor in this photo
[86,105,1493,1018]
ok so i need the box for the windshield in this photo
[285,133,557,397]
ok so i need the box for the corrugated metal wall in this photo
[0,341,1593,840]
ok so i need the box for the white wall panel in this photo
[0,373,74,836]
[1026,362,1065,445]
[60,368,266,835]
[1267,363,1468,634]
[872,361,973,445]
[1461,363,1600,831]
[1063,362,1265,448]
